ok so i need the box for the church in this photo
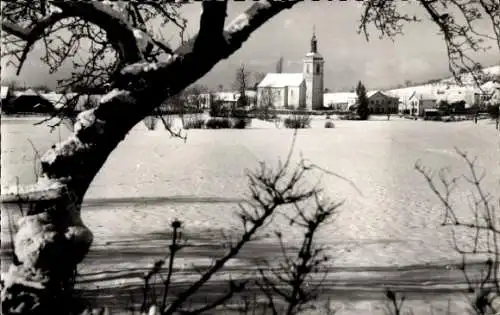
[257,30,324,110]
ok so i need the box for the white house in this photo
[408,91,438,116]
[212,90,257,108]
[323,92,356,111]
[257,29,324,110]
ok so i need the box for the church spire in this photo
[310,25,318,53]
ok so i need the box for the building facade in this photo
[367,91,399,114]
[408,92,437,116]
[323,92,356,112]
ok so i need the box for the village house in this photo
[185,93,212,109]
[367,91,399,114]
[475,81,500,108]
[257,29,323,110]
[212,90,257,109]
[408,91,438,116]
[323,92,356,112]
[4,89,55,114]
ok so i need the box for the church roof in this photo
[257,73,305,88]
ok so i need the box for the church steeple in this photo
[303,24,324,110]
[310,25,318,53]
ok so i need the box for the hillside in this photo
[440,65,500,85]
[385,65,500,106]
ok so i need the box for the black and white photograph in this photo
[1,0,499,314]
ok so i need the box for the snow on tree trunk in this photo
[1,90,143,314]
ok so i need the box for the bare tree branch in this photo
[417,148,500,314]
[359,0,499,86]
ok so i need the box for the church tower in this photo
[303,27,324,110]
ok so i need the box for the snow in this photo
[0,175,65,202]
[133,28,150,52]
[1,85,9,100]
[14,212,57,266]
[1,117,498,313]
[481,81,500,92]
[121,62,160,75]
[47,3,63,14]
[367,90,398,98]
[142,63,158,72]
[40,134,86,167]
[74,109,106,135]
[258,73,305,88]
[97,1,128,20]
[259,1,272,8]
[41,92,65,108]
[14,88,38,97]
[99,88,131,104]
[442,65,500,85]
[305,52,323,58]
[323,92,357,107]
[1,264,46,289]
[225,13,250,34]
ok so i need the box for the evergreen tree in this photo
[356,81,370,120]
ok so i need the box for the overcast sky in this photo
[2,1,498,92]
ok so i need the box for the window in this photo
[316,64,320,74]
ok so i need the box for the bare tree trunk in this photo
[0,2,300,314]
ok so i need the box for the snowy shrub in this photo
[143,116,157,130]
[183,116,205,129]
[206,117,232,129]
[232,118,251,129]
[324,121,335,128]
[284,115,311,128]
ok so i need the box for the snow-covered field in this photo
[1,115,499,314]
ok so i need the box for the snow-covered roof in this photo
[213,90,257,102]
[367,90,399,99]
[1,86,9,100]
[40,92,102,109]
[214,92,238,102]
[257,73,304,88]
[242,90,257,98]
[41,92,67,108]
[13,88,39,97]
[323,92,356,105]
